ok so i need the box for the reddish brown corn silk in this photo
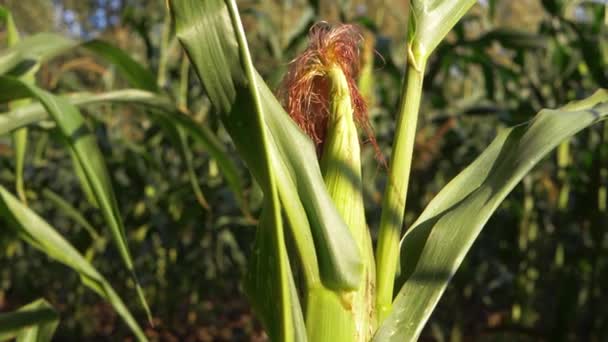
[279,22,379,158]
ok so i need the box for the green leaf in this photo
[0,29,250,214]
[376,1,478,321]
[0,27,157,211]
[170,1,304,340]
[1,5,34,204]
[0,186,147,342]
[0,32,156,92]
[11,126,28,203]
[0,7,19,45]
[14,300,60,342]
[0,89,247,216]
[0,76,151,322]
[408,0,477,67]
[245,207,307,342]
[66,145,100,208]
[374,90,608,342]
[169,0,362,292]
[41,188,103,242]
[0,33,250,216]
[0,299,58,342]
[82,40,158,92]
[156,116,210,210]
[0,33,75,76]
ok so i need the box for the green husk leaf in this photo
[169,0,361,292]
[306,64,375,342]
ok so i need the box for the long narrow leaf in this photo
[0,33,75,76]
[1,5,33,204]
[82,40,158,92]
[14,299,60,342]
[375,0,478,320]
[374,90,608,341]
[169,0,362,292]
[0,76,151,321]
[0,186,147,341]
[155,116,210,210]
[0,30,250,214]
[408,0,477,66]
[0,299,58,342]
[41,188,103,242]
[0,89,246,215]
[0,33,156,91]
[170,1,309,340]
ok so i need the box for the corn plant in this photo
[169,0,608,341]
[1,0,607,341]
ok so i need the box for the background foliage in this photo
[1,0,607,340]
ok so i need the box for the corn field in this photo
[1,0,608,341]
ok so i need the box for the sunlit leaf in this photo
[169,0,362,293]
[0,76,151,322]
[0,33,156,91]
[0,88,247,216]
[170,0,313,340]
[0,299,58,342]
[0,30,252,215]
[1,5,34,204]
[408,0,477,66]
[374,90,608,341]
[0,186,147,341]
